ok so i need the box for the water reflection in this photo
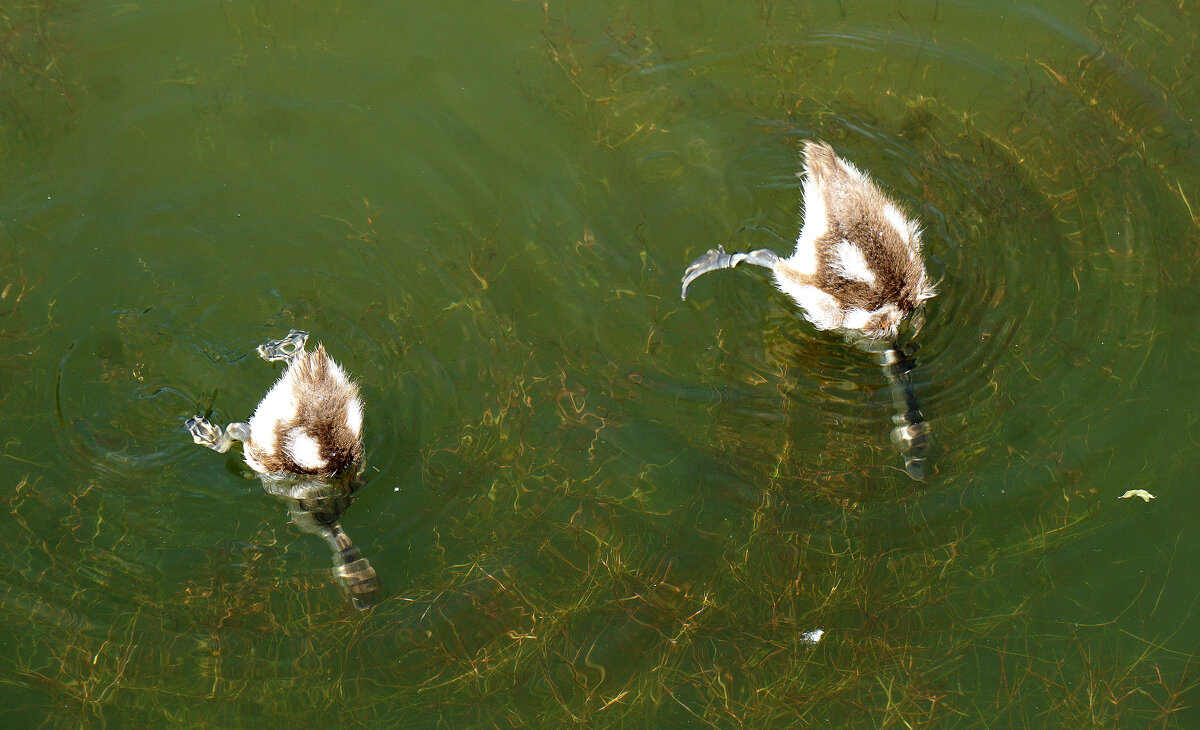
[258,473,380,609]
[860,334,933,480]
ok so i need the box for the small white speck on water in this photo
[1118,489,1154,502]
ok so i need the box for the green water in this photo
[2,0,1198,725]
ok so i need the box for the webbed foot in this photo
[186,416,221,448]
[680,246,780,300]
[185,416,249,453]
[257,330,308,363]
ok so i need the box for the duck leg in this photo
[681,246,781,300]
[256,329,309,364]
[185,416,251,453]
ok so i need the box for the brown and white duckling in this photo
[186,330,380,608]
[682,141,935,340]
[681,142,936,478]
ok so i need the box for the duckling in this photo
[681,142,936,478]
[186,330,380,608]
[682,141,935,338]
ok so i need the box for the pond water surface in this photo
[2,0,1199,726]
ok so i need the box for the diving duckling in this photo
[186,330,380,608]
[681,141,935,340]
[681,142,936,479]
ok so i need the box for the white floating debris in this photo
[1118,489,1155,503]
[801,629,825,646]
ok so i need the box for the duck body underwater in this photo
[682,141,935,479]
[186,330,381,608]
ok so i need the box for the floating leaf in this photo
[1118,489,1155,502]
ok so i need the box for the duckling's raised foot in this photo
[185,415,250,454]
[681,246,781,300]
[185,415,219,446]
[256,329,309,363]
